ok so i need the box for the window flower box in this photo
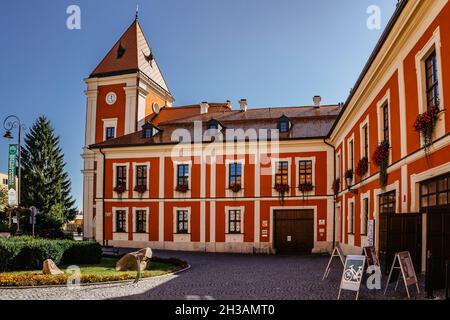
[298,182,314,193]
[229,184,242,193]
[356,157,369,178]
[332,178,340,196]
[372,140,390,187]
[175,184,189,193]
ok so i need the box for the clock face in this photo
[106,92,117,105]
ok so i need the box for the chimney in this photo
[239,99,248,112]
[226,100,232,109]
[313,96,321,108]
[200,102,209,114]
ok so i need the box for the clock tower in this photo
[82,17,174,239]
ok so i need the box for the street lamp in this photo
[3,115,25,234]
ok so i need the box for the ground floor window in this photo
[349,202,355,234]
[228,210,242,234]
[420,174,450,209]
[379,190,396,214]
[176,210,189,234]
[135,210,147,233]
[361,198,369,235]
[115,210,126,233]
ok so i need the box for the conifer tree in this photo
[21,116,76,235]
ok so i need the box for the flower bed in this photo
[0,257,188,287]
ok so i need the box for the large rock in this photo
[116,247,153,271]
[42,259,64,275]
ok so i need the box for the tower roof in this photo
[90,19,171,94]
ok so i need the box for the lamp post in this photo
[3,115,25,234]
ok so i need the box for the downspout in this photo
[99,148,106,246]
[323,138,336,250]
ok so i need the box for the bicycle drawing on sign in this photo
[343,265,364,282]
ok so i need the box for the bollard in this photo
[425,251,435,299]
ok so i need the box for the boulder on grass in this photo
[42,259,64,275]
[115,247,153,271]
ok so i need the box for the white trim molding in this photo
[132,162,150,198]
[269,206,318,252]
[173,207,191,243]
[410,161,450,212]
[102,118,118,141]
[359,115,371,177]
[225,158,245,198]
[360,190,371,246]
[113,162,130,199]
[271,157,292,197]
[224,206,245,243]
[295,156,316,196]
[415,26,446,142]
[132,207,149,241]
[173,160,193,198]
[346,134,355,186]
[112,207,129,241]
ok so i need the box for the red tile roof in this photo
[91,104,342,149]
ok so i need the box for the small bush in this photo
[0,237,102,272]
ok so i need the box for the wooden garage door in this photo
[274,210,314,254]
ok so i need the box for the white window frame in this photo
[271,158,292,197]
[112,207,128,235]
[295,156,316,196]
[346,135,355,186]
[113,163,130,199]
[360,191,370,236]
[376,90,392,164]
[415,27,446,142]
[225,158,245,198]
[224,206,245,243]
[132,207,149,234]
[359,115,370,177]
[102,118,118,141]
[173,160,192,198]
[132,162,150,198]
[347,198,355,235]
[173,207,191,243]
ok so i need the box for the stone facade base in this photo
[104,240,331,255]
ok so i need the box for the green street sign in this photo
[8,144,17,206]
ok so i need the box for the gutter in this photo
[323,138,336,249]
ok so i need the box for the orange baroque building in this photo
[83,0,450,285]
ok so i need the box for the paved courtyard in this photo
[0,250,440,300]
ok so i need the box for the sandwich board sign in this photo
[364,246,380,267]
[322,243,346,280]
[338,255,366,300]
[384,251,420,299]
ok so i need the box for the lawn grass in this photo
[0,257,185,287]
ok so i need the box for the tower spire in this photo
[135,5,139,20]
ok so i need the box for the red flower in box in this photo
[114,184,126,194]
[134,185,147,194]
[372,140,390,167]
[298,182,314,193]
[414,106,441,145]
[332,178,340,195]
[274,184,290,194]
[175,184,189,193]
[372,140,390,187]
[356,157,369,177]
[229,184,242,193]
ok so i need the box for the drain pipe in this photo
[99,148,106,247]
[323,138,336,249]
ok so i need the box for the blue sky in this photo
[0,0,397,211]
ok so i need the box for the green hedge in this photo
[0,237,102,271]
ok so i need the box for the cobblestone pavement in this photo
[0,250,443,300]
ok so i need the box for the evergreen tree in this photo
[21,116,76,235]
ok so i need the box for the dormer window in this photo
[278,115,292,133]
[117,44,126,59]
[206,119,223,131]
[142,121,160,139]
